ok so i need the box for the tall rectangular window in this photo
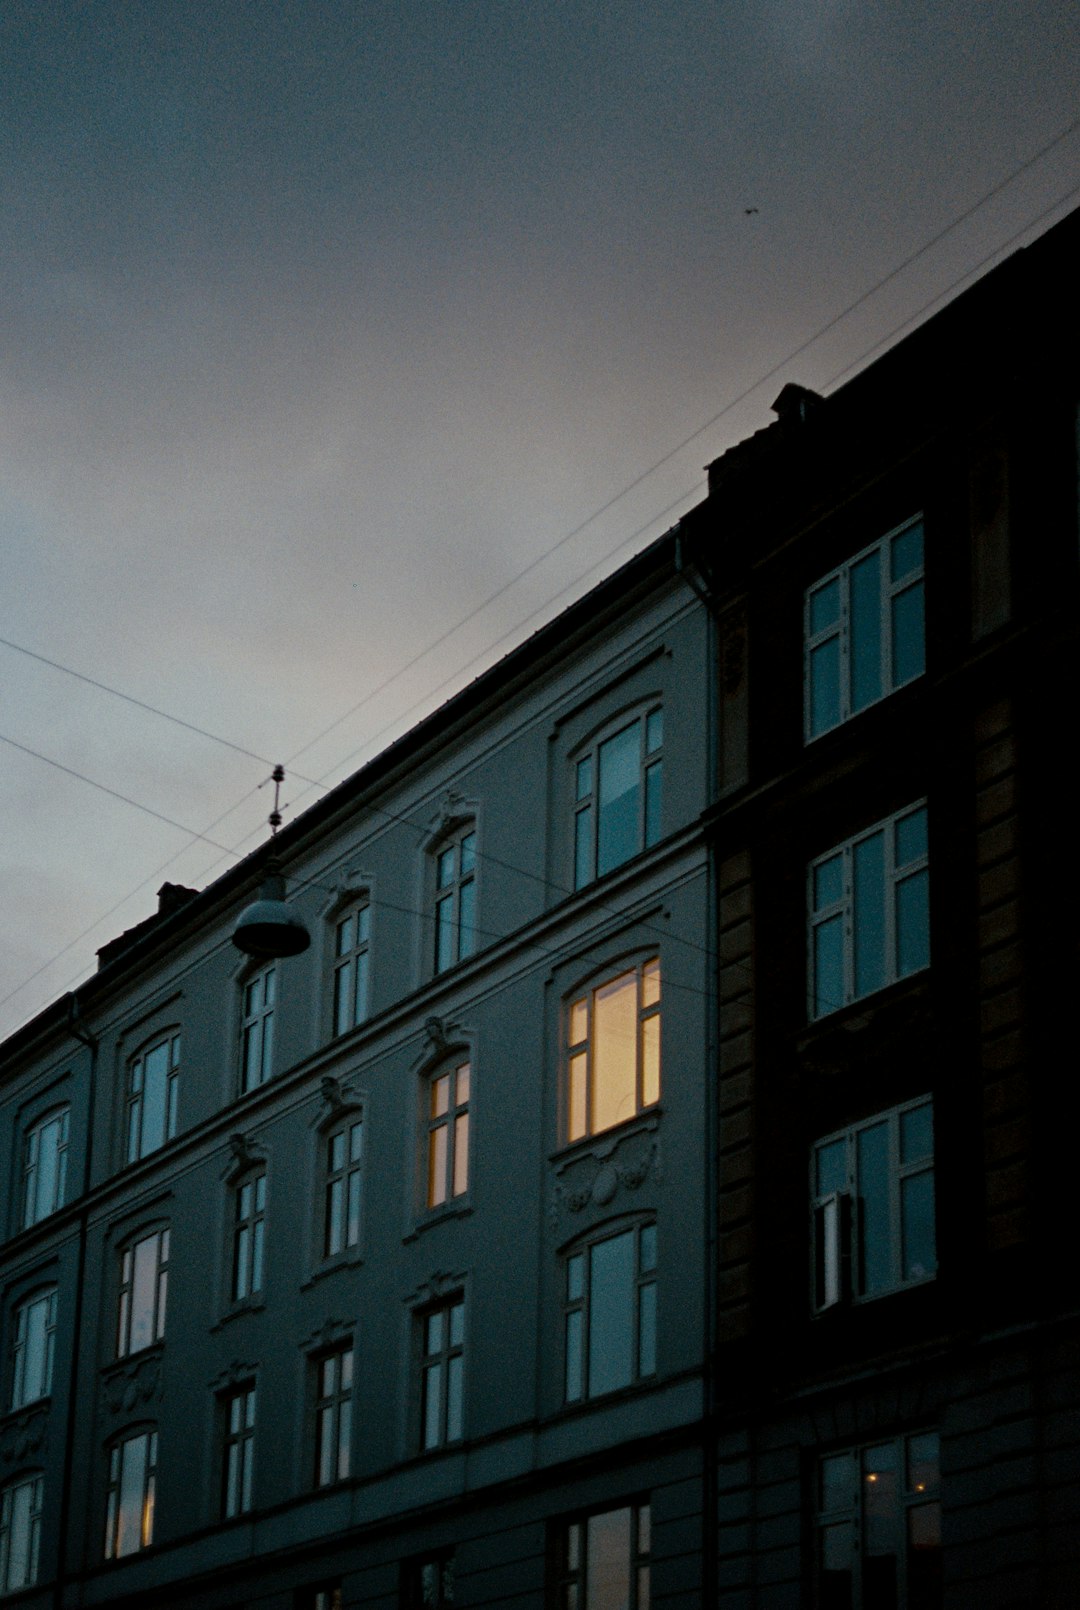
[324,1121,363,1257]
[817,1432,941,1608]
[555,1501,651,1610]
[232,1172,267,1301]
[22,1107,69,1229]
[425,1061,470,1210]
[0,1473,42,1593]
[813,1098,936,1310]
[805,519,925,739]
[565,1222,656,1402]
[567,958,660,1143]
[126,1034,180,1162]
[222,1385,256,1518]
[809,804,929,1020]
[117,1229,169,1357]
[433,827,477,973]
[574,707,663,888]
[241,966,275,1092]
[420,1296,464,1451]
[314,1346,353,1487]
[104,1429,157,1558]
[10,1288,57,1410]
[333,902,371,1036]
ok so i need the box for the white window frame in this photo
[10,1287,57,1410]
[232,1171,267,1302]
[313,1344,353,1488]
[555,1500,651,1610]
[804,516,925,741]
[432,824,477,975]
[126,1033,180,1163]
[104,1428,157,1558]
[565,957,661,1144]
[808,802,929,1020]
[116,1228,169,1358]
[0,1472,43,1593]
[816,1431,940,1607]
[812,1097,936,1311]
[424,1060,470,1212]
[323,1119,363,1258]
[564,1221,657,1403]
[572,705,663,889]
[331,900,371,1037]
[22,1107,69,1230]
[419,1294,465,1451]
[222,1384,256,1519]
[240,965,276,1093]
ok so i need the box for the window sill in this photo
[302,1250,364,1288]
[404,1201,473,1242]
[212,1297,267,1331]
[551,1109,661,1173]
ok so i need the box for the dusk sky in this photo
[1,1,1077,1041]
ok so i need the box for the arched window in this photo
[116,1227,169,1358]
[572,705,663,888]
[0,1471,42,1592]
[9,1286,57,1410]
[21,1106,69,1229]
[126,1034,180,1163]
[565,957,661,1143]
[104,1428,157,1558]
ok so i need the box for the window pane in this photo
[587,1507,632,1610]
[816,1138,847,1196]
[810,577,841,633]
[891,522,923,581]
[597,724,640,877]
[895,806,928,866]
[460,832,476,874]
[576,757,592,800]
[592,971,638,1134]
[639,1223,657,1273]
[568,1052,587,1141]
[814,915,844,1017]
[810,638,841,735]
[645,708,662,753]
[900,1102,933,1164]
[892,581,925,687]
[435,894,454,973]
[117,1436,149,1557]
[453,1113,469,1196]
[130,1238,158,1352]
[436,847,455,889]
[423,1363,442,1448]
[644,760,662,848]
[574,806,593,889]
[333,959,352,1036]
[641,1014,660,1108]
[820,1454,852,1514]
[857,1124,891,1295]
[455,1063,470,1104]
[638,1279,656,1376]
[819,1522,855,1610]
[141,1043,168,1154]
[336,913,353,955]
[850,549,883,711]
[565,1308,583,1401]
[862,1440,899,1553]
[853,831,886,998]
[458,878,477,959]
[432,1074,450,1118]
[428,1126,448,1208]
[814,853,843,911]
[896,869,930,976]
[588,1231,636,1395]
[817,1197,840,1308]
[446,1353,463,1440]
[641,958,660,1007]
[901,1170,936,1281]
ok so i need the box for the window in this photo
[314,1345,352,1487]
[232,1172,266,1301]
[332,901,371,1035]
[324,1121,363,1258]
[104,1428,157,1558]
[425,1061,469,1210]
[222,1385,256,1519]
[116,1229,169,1358]
[296,1589,342,1610]
[805,518,925,740]
[126,1034,180,1162]
[809,804,929,1020]
[21,1107,68,1229]
[419,1296,464,1451]
[565,1222,656,1402]
[9,1288,56,1410]
[566,958,660,1143]
[432,825,477,974]
[0,1473,42,1593]
[813,1099,936,1311]
[402,1552,455,1608]
[574,707,663,888]
[555,1501,651,1610]
[817,1432,941,1608]
[240,965,275,1092]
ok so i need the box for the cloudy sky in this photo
[1,0,1077,1041]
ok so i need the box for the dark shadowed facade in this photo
[1,209,1078,1609]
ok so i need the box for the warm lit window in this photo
[0,1473,42,1593]
[817,1433,941,1608]
[10,1288,57,1410]
[433,826,477,973]
[232,1172,266,1302]
[566,958,660,1143]
[813,1099,936,1311]
[809,804,929,1020]
[573,707,663,889]
[314,1346,353,1487]
[240,965,275,1093]
[805,518,925,740]
[324,1121,363,1258]
[425,1061,469,1210]
[222,1385,256,1519]
[116,1229,169,1358]
[296,1588,342,1610]
[419,1296,464,1451]
[104,1429,157,1559]
[22,1107,68,1229]
[555,1501,651,1610]
[126,1034,180,1163]
[332,902,371,1036]
[565,1223,656,1402]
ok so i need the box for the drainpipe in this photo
[53,992,98,1610]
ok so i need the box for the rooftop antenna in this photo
[231,765,312,958]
